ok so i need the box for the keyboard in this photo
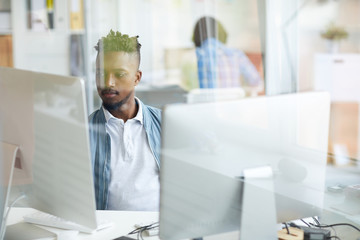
[23,211,113,234]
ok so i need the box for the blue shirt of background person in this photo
[192,16,262,89]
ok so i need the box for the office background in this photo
[1,0,360,167]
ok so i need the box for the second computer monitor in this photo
[159,92,330,240]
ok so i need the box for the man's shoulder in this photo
[88,109,99,120]
[88,108,105,123]
[138,99,161,115]
[144,104,161,115]
[144,105,162,124]
[138,100,162,126]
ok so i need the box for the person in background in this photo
[88,30,161,211]
[192,16,262,89]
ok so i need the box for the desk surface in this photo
[5,165,360,240]
[6,207,160,240]
[322,165,360,240]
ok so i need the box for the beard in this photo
[102,91,132,111]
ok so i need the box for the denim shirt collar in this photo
[102,97,143,125]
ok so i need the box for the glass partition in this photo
[1,1,360,237]
[2,1,360,168]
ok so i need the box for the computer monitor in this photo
[0,67,98,233]
[159,92,330,240]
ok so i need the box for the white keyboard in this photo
[23,211,113,234]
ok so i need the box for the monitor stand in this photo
[0,142,56,240]
[240,166,278,239]
[1,141,19,239]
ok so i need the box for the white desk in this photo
[321,165,360,240]
[6,207,159,240]
[5,165,360,240]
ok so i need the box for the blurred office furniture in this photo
[70,34,85,77]
[0,10,11,32]
[245,52,265,96]
[11,0,85,76]
[314,53,360,164]
[245,52,264,80]
[164,47,198,91]
[0,2,12,68]
[69,0,84,30]
[135,84,187,109]
[135,85,246,109]
[328,102,359,165]
[186,87,245,104]
[314,53,360,102]
[0,35,12,67]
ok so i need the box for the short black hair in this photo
[192,16,228,47]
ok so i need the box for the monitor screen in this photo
[159,92,330,240]
[0,67,98,232]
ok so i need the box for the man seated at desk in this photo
[88,30,161,211]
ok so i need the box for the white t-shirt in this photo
[103,99,160,211]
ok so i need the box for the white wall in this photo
[11,0,71,76]
[298,0,360,91]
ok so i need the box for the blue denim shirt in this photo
[196,38,262,88]
[88,99,161,210]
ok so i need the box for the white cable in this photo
[0,193,27,240]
